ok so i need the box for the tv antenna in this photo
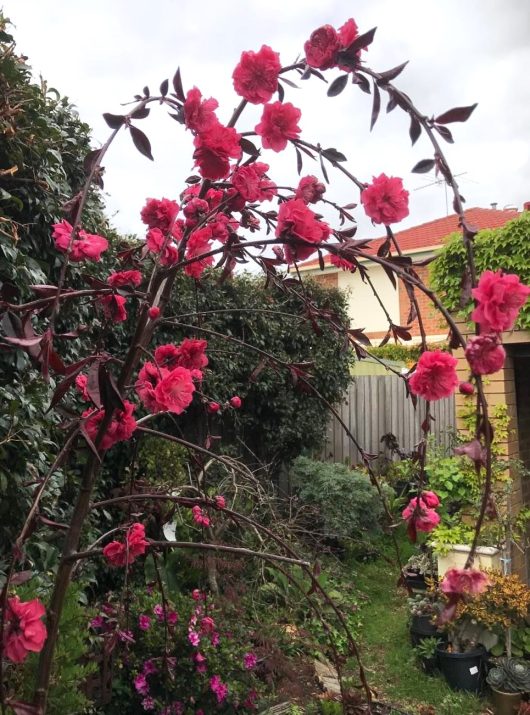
[414,172,468,216]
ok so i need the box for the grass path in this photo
[352,559,489,715]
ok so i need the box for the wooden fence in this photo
[321,375,456,466]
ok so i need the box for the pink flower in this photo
[82,401,137,450]
[337,18,360,71]
[142,659,157,675]
[276,198,330,263]
[141,697,155,711]
[134,673,149,696]
[138,614,151,631]
[156,339,208,372]
[304,25,340,70]
[145,227,179,266]
[210,675,228,704]
[440,568,489,596]
[141,198,180,232]
[207,401,220,414]
[194,651,207,673]
[52,220,109,262]
[402,497,440,533]
[167,610,178,625]
[184,87,219,133]
[191,589,202,601]
[102,541,127,567]
[193,123,242,180]
[99,294,127,323]
[421,491,440,509]
[215,495,226,509]
[75,373,90,401]
[233,45,281,104]
[107,270,142,288]
[151,366,195,414]
[184,227,214,278]
[210,213,238,243]
[127,523,149,559]
[90,616,104,630]
[408,350,459,401]
[153,604,164,621]
[229,396,242,409]
[183,197,209,227]
[232,162,277,203]
[243,652,258,670]
[210,631,220,647]
[471,270,530,333]
[465,334,506,375]
[103,523,148,567]
[330,254,356,271]
[459,381,475,395]
[295,175,326,204]
[192,505,211,527]
[3,597,47,663]
[148,306,160,320]
[135,361,168,413]
[200,616,215,633]
[188,630,200,647]
[361,174,409,225]
[255,101,301,152]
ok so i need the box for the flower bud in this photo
[148,306,160,320]
[207,401,221,413]
[459,381,475,395]
[230,396,242,409]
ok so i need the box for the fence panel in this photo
[321,375,456,466]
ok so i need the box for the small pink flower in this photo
[167,610,178,625]
[142,659,157,675]
[200,616,215,633]
[440,568,489,596]
[138,614,151,631]
[459,381,475,395]
[243,652,258,669]
[148,306,160,320]
[465,334,506,375]
[192,505,211,527]
[215,495,226,509]
[421,491,440,509]
[90,616,104,630]
[141,696,155,711]
[75,373,90,401]
[361,174,409,225]
[207,401,221,413]
[153,604,164,621]
[408,350,459,401]
[471,270,530,333]
[188,630,200,647]
[210,675,228,704]
[229,396,242,409]
[210,631,220,647]
[134,673,149,696]
[192,589,202,601]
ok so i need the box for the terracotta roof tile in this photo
[298,207,520,270]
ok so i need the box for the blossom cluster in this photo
[103,523,149,567]
[401,490,440,542]
[2,596,47,663]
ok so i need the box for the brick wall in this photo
[309,272,338,289]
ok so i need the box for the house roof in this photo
[298,206,520,271]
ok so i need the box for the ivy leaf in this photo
[327,74,349,97]
[435,103,477,124]
[130,126,154,161]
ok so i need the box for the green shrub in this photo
[290,457,390,545]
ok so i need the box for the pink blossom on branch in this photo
[193,123,242,180]
[153,367,196,414]
[140,197,180,232]
[103,523,148,568]
[3,596,47,663]
[52,220,109,262]
[440,568,489,596]
[471,270,530,334]
[304,25,340,70]
[276,198,330,263]
[361,174,409,225]
[408,350,459,401]
[232,45,281,104]
[83,400,137,450]
[232,162,277,203]
[465,334,506,375]
[295,175,326,204]
[255,101,301,152]
[183,87,219,133]
[184,227,214,278]
[107,270,142,288]
[229,395,242,409]
[99,294,127,323]
[192,505,211,527]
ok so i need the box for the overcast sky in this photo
[3,0,530,239]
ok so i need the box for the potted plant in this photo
[486,658,530,715]
[436,621,486,694]
[402,547,436,592]
[414,637,441,675]
[408,594,443,647]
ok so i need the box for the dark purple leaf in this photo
[348,328,372,347]
[294,146,303,175]
[172,68,185,101]
[409,116,422,146]
[322,147,347,163]
[352,72,371,94]
[160,78,169,96]
[86,361,102,408]
[327,74,349,97]
[382,263,397,290]
[98,362,125,415]
[319,151,329,184]
[168,110,185,124]
[3,335,43,347]
[277,82,285,103]
[452,193,466,213]
[377,239,390,257]
[377,61,409,84]
[392,324,412,342]
[83,148,103,174]
[102,113,126,129]
[10,570,33,586]
[7,702,39,715]
[459,267,473,308]
[142,86,150,97]
[434,124,454,143]
[130,106,150,120]
[30,284,60,297]
[240,137,259,156]
[280,77,299,89]
[318,250,325,271]
[185,175,201,184]
[338,26,377,66]
[370,81,381,130]
[386,94,398,113]
[80,424,102,461]
[130,126,154,161]
[412,158,435,174]
[435,103,477,124]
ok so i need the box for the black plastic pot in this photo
[410,614,439,647]
[437,644,485,693]
[403,571,428,592]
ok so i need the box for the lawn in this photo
[352,556,489,715]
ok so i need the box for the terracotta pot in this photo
[490,688,522,715]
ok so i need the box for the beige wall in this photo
[336,265,400,332]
